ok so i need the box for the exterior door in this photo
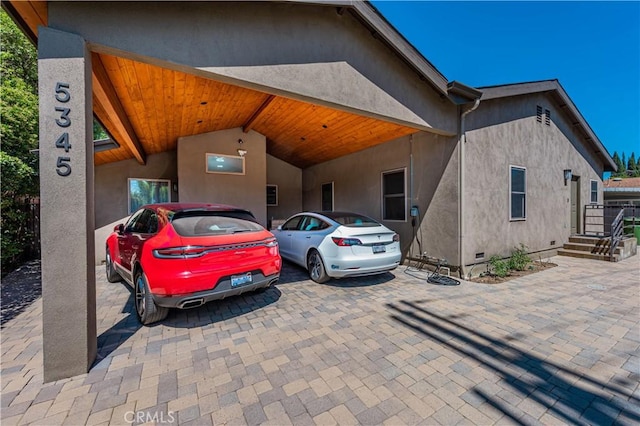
[570,177,580,235]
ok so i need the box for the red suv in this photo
[106,203,281,324]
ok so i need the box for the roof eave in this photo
[447,81,483,105]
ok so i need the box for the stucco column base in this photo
[38,27,96,382]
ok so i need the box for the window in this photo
[590,180,598,204]
[125,209,158,234]
[322,212,380,228]
[128,178,170,214]
[281,216,304,231]
[266,185,278,206]
[321,182,334,211]
[205,153,245,175]
[300,216,329,232]
[510,166,526,220]
[382,169,406,221]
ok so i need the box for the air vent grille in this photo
[536,105,543,122]
[475,252,485,260]
[545,109,551,126]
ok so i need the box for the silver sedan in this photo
[272,212,401,283]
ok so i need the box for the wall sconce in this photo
[563,169,572,185]
[237,139,247,157]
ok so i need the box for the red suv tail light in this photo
[153,246,206,259]
[153,238,278,259]
[332,237,362,246]
[264,238,278,248]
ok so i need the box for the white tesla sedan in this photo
[273,211,401,283]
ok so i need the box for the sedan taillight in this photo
[332,237,362,246]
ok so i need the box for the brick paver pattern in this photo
[1,255,639,425]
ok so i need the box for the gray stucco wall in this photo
[94,151,178,228]
[463,93,606,266]
[177,128,267,225]
[302,132,460,263]
[267,154,302,226]
[47,1,456,133]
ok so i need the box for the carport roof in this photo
[3,0,454,169]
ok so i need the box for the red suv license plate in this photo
[231,272,252,287]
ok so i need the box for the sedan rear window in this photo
[172,212,263,236]
[323,213,380,228]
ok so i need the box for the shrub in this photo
[489,255,509,278]
[508,244,531,271]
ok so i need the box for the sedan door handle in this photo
[306,236,311,239]
[286,234,292,237]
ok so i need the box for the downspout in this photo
[458,98,480,279]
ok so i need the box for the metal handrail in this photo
[609,209,624,261]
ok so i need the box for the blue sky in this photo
[371,1,640,161]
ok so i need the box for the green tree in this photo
[0,153,38,269]
[1,77,39,161]
[627,152,639,177]
[93,120,110,140]
[0,11,38,92]
[612,152,625,177]
[1,10,39,272]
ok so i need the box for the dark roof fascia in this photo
[447,81,483,105]
[479,80,616,172]
[1,1,38,45]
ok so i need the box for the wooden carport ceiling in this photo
[4,0,420,169]
[94,53,419,168]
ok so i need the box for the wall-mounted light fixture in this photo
[563,169,572,186]
[237,138,247,157]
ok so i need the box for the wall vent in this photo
[475,252,485,260]
[536,105,543,122]
[550,240,556,246]
[545,109,551,126]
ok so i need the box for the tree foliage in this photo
[0,11,38,92]
[1,10,39,273]
[611,151,640,178]
[1,77,39,161]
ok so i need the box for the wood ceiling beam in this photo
[242,94,276,133]
[91,53,147,165]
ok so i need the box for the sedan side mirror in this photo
[114,224,124,235]
[277,225,283,231]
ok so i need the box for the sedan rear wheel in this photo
[307,249,329,283]
[134,270,168,325]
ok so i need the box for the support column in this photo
[38,27,96,382]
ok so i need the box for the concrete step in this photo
[568,236,610,245]
[557,248,620,262]
[562,242,621,255]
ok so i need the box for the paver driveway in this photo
[1,254,639,425]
